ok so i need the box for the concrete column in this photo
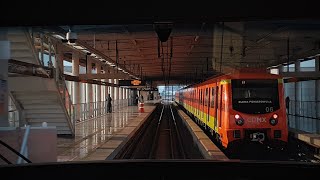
[0,29,9,127]
[125,88,129,106]
[315,57,320,133]
[56,47,64,75]
[80,82,86,103]
[114,79,119,100]
[72,52,80,104]
[86,58,92,117]
[96,63,101,102]
[294,60,301,129]
[102,79,106,101]
[110,79,114,101]
[114,79,120,99]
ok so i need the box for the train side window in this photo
[205,88,208,106]
[200,89,202,104]
[211,87,215,108]
[202,89,204,105]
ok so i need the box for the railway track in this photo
[114,102,202,159]
[149,103,186,159]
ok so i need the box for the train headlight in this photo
[269,118,278,126]
[272,114,278,119]
[269,114,278,126]
[235,114,244,126]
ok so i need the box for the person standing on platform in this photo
[139,94,144,103]
[106,94,112,113]
[135,95,139,105]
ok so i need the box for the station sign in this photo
[138,87,158,91]
[119,80,146,87]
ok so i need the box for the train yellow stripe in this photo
[220,79,231,85]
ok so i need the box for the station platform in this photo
[57,105,156,161]
[289,128,320,148]
[173,103,228,160]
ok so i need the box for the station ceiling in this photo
[38,20,320,86]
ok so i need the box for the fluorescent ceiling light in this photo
[67,41,76,45]
[194,35,199,42]
[52,34,65,40]
[73,45,85,50]
[82,49,90,54]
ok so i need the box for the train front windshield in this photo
[231,79,280,114]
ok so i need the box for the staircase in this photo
[7,28,75,136]
[7,28,40,65]
[11,91,73,135]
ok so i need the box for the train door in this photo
[198,89,201,119]
[218,84,224,129]
[206,87,210,127]
[209,86,216,131]
[192,89,195,115]
[216,84,221,128]
[201,88,205,123]
[199,88,203,121]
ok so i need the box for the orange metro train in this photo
[175,71,288,151]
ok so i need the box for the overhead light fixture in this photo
[52,34,65,40]
[67,41,76,45]
[194,35,199,42]
[73,45,85,50]
[131,39,137,46]
[82,49,90,54]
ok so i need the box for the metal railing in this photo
[71,98,133,123]
[30,31,75,133]
[17,125,30,164]
[287,100,320,134]
[8,109,19,128]
[288,100,319,119]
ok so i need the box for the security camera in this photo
[66,29,77,43]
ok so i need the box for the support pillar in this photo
[0,29,9,127]
[96,63,102,115]
[110,79,114,111]
[86,58,92,117]
[315,57,320,133]
[116,79,119,110]
[294,60,300,129]
[72,52,80,104]
[55,46,64,77]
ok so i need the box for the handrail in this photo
[287,100,319,120]
[71,98,132,123]
[0,153,12,164]
[0,139,32,163]
[49,37,75,135]
[17,125,30,164]
[25,28,42,66]
[8,92,24,127]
